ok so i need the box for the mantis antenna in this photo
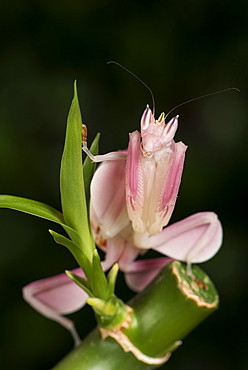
[164,88,240,120]
[108,61,240,121]
[107,61,156,116]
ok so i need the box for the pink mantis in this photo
[23,105,222,343]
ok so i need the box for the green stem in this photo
[52,261,219,370]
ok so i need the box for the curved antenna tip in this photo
[107,61,155,115]
[165,87,240,120]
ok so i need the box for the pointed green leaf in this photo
[87,296,127,329]
[0,194,64,223]
[60,81,93,255]
[66,270,93,298]
[87,297,121,317]
[107,263,119,298]
[86,297,106,315]
[49,230,92,276]
[0,194,82,246]
[91,250,108,300]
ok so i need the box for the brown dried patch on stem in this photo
[99,305,178,365]
[193,276,209,290]
[172,264,218,308]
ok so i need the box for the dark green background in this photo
[0,1,247,369]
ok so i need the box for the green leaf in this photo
[60,81,93,256]
[83,133,100,212]
[66,270,93,298]
[87,296,127,329]
[49,230,92,277]
[107,263,119,297]
[0,194,83,246]
[0,194,64,223]
[91,250,108,300]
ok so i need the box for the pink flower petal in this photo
[144,212,222,263]
[104,234,171,292]
[103,237,126,266]
[22,260,113,345]
[124,257,172,292]
[103,235,140,269]
[22,267,86,345]
[91,157,129,239]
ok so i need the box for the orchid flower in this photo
[90,157,223,291]
[22,105,222,344]
[22,260,113,346]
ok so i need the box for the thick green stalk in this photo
[52,261,219,370]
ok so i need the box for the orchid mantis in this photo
[83,105,187,234]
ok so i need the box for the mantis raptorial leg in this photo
[82,124,127,163]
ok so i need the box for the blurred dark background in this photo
[0,1,247,369]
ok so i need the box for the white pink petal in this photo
[142,212,222,263]
[123,257,172,292]
[91,157,129,239]
[22,268,86,345]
